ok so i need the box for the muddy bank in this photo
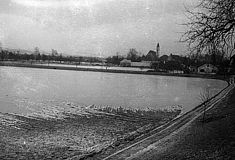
[0,105,181,160]
[131,87,235,160]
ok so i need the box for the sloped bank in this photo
[130,85,235,160]
[0,105,181,160]
[91,85,233,160]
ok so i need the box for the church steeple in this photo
[156,43,160,59]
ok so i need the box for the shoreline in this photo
[0,85,231,160]
[0,61,232,159]
[129,84,235,160]
[0,61,229,81]
[96,84,234,160]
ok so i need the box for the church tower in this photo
[156,43,160,59]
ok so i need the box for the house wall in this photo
[131,61,151,67]
[120,62,131,67]
[198,64,218,74]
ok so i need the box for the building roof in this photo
[120,59,131,63]
[145,50,157,61]
[198,63,217,69]
[159,55,168,61]
[131,61,151,67]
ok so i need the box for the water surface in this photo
[0,66,227,114]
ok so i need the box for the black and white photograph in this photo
[0,0,235,159]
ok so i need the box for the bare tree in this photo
[127,48,140,62]
[182,0,235,58]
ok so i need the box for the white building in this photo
[120,59,131,67]
[198,64,218,74]
[131,61,151,68]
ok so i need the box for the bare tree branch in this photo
[181,0,235,57]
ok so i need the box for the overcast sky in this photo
[0,0,196,57]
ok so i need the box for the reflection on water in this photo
[0,66,227,114]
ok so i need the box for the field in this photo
[0,104,181,159]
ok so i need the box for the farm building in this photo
[198,64,218,74]
[131,61,151,68]
[120,59,131,67]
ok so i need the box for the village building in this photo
[120,59,131,67]
[159,55,168,61]
[189,66,198,73]
[120,59,153,68]
[145,50,157,61]
[167,54,181,61]
[156,43,160,58]
[198,64,218,74]
[131,61,151,68]
[120,43,160,68]
[145,43,160,61]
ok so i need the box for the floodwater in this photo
[0,66,227,115]
[35,63,153,71]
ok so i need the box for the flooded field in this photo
[36,63,153,72]
[0,66,227,114]
[0,66,227,159]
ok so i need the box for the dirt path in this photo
[101,84,234,160]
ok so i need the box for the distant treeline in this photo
[0,49,103,64]
[0,48,232,74]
